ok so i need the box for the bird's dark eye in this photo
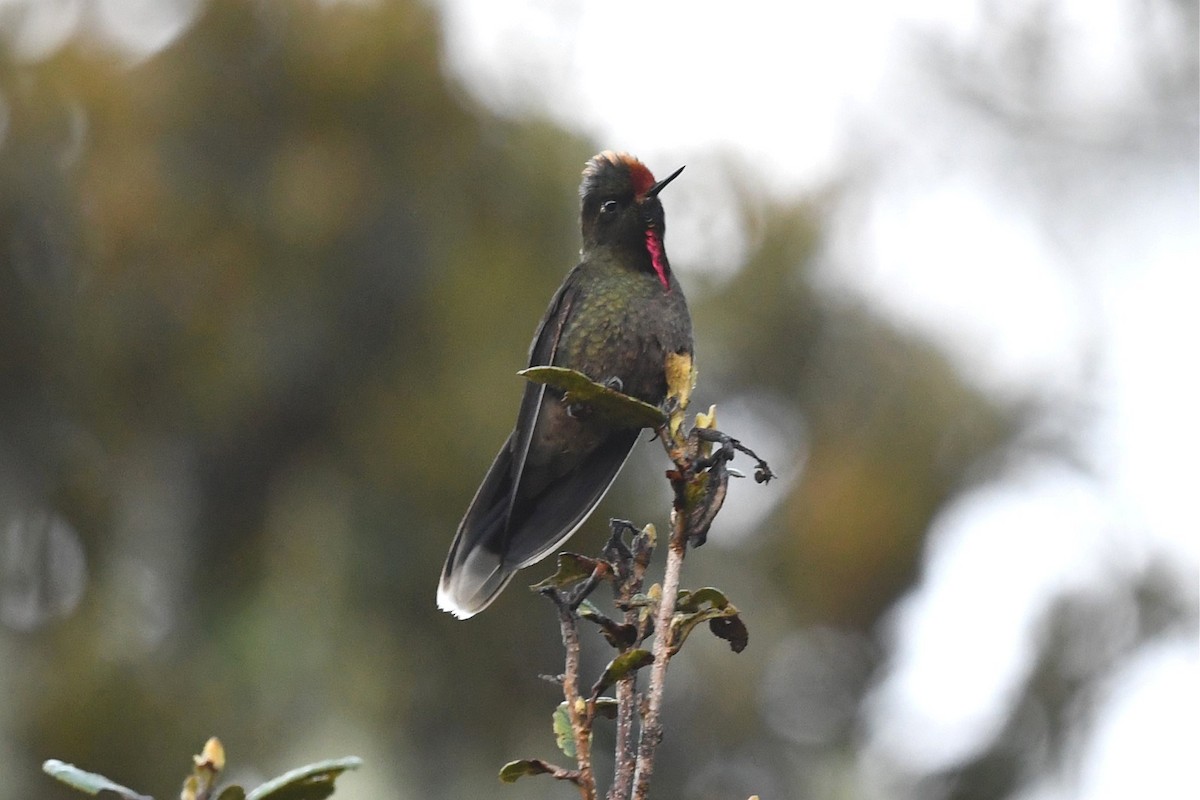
[600,199,619,218]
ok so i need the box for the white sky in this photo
[0,0,204,61]
[434,0,1198,797]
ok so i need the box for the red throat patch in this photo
[645,229,670,291]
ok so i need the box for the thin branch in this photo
[630,471,690,799]
[608,520,648,800]
[545,589,597,800]
[609,674,638,800]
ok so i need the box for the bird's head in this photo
[580,151,685,290]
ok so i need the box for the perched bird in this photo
[437,151,693,619]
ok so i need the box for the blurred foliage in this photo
[0,1,1190,799]
[44,737,360,800]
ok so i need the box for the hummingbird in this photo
[437,151,693,619]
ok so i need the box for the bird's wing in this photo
[505,424,637,567]
[503,263,583,525]
[437,266,587,618]
[438,264,643,617]
[500,264,643,567]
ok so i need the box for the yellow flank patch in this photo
[664,351,695,412]
[664,351,696,439]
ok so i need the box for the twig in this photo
[610,675,638,800]
[543,588,597,800]
[630,432,693,799]
[630,521,685,798]
[608,520,648,800]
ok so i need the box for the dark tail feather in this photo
[437,429,638,619]
[437,436,520,619]
[436,544,518,620]
[505,429,637,567]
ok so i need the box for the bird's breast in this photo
[556,269,692,407]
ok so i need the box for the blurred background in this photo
[1,0,1195,798]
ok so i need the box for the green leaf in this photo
[245,757,362,800]
[216,788,247,800]
[594,697,619,719]
[671,605,748,654]
[675,586,731,614]
[552,702,577,758]
[671,607,730,654]
[670,587,748,655]
[519,366,666,428]
[529,553,600,590]
[498,760,553,783]
[592,649,654,697]
[42,760,151,800]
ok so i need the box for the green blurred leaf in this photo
[42,760,152,800]
[552,702,577,758]
[519,366,666,428]
[216,788,247,800]
[498,760,554,783]
[592,649,654,697]
[245,757,362,800]
[530,553,600,590]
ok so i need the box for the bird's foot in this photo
[566,376,626,420]
[693,427,775,484]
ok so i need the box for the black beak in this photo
[645,165,685,199]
